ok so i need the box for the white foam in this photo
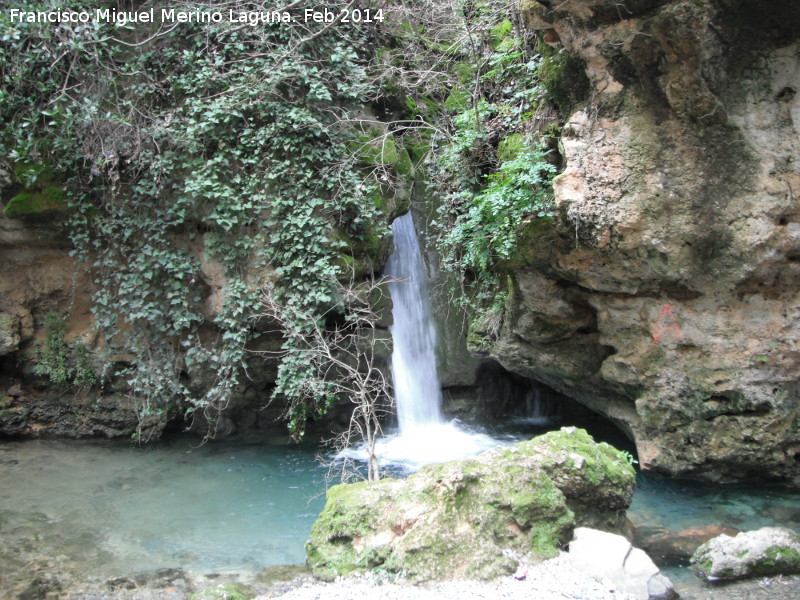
[339,422,510,471]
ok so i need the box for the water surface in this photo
[2,432,798,597]
[0,436,325,590]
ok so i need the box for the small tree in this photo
[260,274,392,481]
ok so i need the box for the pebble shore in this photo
[255,554,637,600]
[57,553,800,600]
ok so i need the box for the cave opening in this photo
[442,360,637,458]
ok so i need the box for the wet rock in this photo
[306,427,635,582]
[189,583,253,600]
[17,575,62,600]
[691,526,800,581]
[632,523,741,566]
[568,527,677,600]
[106,576,137,591]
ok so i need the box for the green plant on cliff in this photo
[440,137,555,275]
[413,5,559,316]
[32,313,96,388]
[0,1,386,438]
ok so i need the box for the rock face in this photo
[690,526,800,581]
[306,428,636,582]
[485,0,800,482]
[631,523,741,567]
[0,212,286,440]
[568,527,676,600]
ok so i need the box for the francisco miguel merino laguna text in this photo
[8,8,295,26]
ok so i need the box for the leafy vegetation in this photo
[1,0,388,437]
[32,313,97,388]
[388,1,563,319]
[1,0,569,444]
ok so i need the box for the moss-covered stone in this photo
[444,88,471,112]
[394,149,414,177]
[306,427,635,582]
[535,40,590,111]
[356,132,400,167]
[187,583,253,600]
[490,19,514,48]
[254,564,308,585]
[4,187,66,219]
[4,163,68,220]
[451,61,474,85]
[691,527,800,582]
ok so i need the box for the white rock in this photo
[568,527,677,600]
[690,526,800,582]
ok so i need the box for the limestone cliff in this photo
[486,0,800,482]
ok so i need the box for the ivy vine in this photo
[1,1,386,437]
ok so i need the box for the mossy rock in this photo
[4,187,67,219]
[306,427,635,582]
[254,564,308,585]
[691,527,800,582]
[395,149,414,177]
[451,61,474,85]
[490,19,514,49]
[4,163,68,220]
[355,132,400,167]
[187,583,253,600]
[535,40,590,111]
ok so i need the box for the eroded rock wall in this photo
[492,0,800,481]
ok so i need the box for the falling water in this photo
[385,213,444,431]
[356,212,501,469]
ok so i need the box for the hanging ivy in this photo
[0,1,386,436]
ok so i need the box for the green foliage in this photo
[32,313,97,388]
[1,1,385,436]
[404,3,562,332]
[441,140,555,274]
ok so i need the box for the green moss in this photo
[405,133,432,165]
[255,564,308,585]
[307,430,634,582]
[758,545,800,572]
[188,583,253,600]
[535,39,590,111]
[444,87,471,112]
[4,187,67,218]
[5,162,68,219]
[370,189,385,211]
[497,133,525,162]
[395,149,414,176]
[452,61,474,85]
[490,19,513,48]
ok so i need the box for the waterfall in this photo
[385,213,444,432]
[339,211,505,471]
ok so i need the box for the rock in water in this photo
[690,526,800,582]
[568,527,677,600]
[306,427,636,582]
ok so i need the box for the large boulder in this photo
[690,526,800,581]
[306,427,636,582]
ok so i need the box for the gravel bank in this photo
[256,555,637,600]
[55,554,800,600]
